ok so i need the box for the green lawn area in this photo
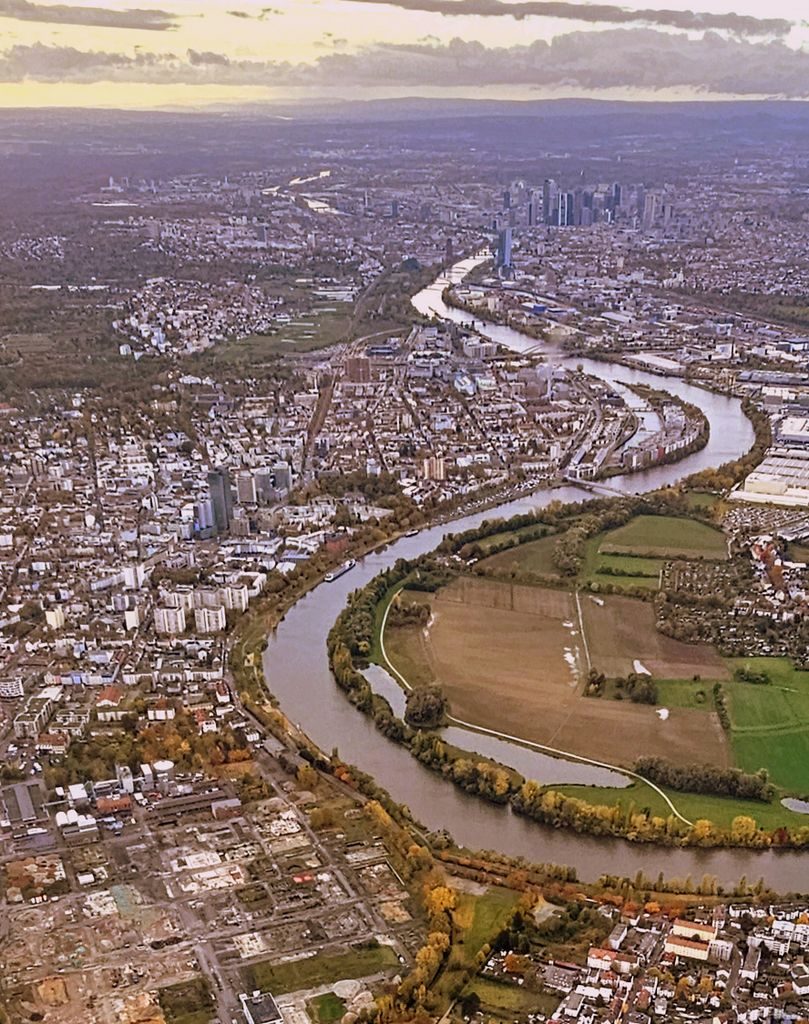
[464,977,559,1019]
[553,781,809,831]
[307,993,346,1024]
[579,535,662,592]
[477,532,559,573]
[459,887,521,958]
[158,978,215,1024]
[655,679,718,709]
[683,491,722,512]
[598,515,727,560]
[725,658,809,793]
[246,944,400,995]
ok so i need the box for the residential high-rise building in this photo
[154,606,186,636]
[208,467,234,534]
[194,605,227,634]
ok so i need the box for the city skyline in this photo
[1,0,809,107]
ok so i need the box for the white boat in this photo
[324,558,356,582]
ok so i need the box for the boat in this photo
[404,529,419,537]
[324,558,356,583]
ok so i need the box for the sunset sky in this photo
[1,0,808,107]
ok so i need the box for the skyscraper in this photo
[208,467,234,535]
[496,226,513,273]
[542,178,557,225]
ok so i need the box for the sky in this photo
[1,0,808,107]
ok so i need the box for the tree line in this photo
[634,756,775,802]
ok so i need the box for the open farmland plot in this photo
[598,515,727,559]
[390,577,730,769]
[580,594,729,681]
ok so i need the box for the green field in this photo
[158,979,215,1024]
[726,658,809,792]
[476,531,558,571]
[553,781,809,832]
[463,977,559,1019]
[307,993,347,1024]
[598,515,727,560]
[580,538,664,591]
[654,679,716,709]
[683,491,722,512]
[246,945,400,995]
[458,887,521,958]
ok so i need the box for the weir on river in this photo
[262,258,809,893]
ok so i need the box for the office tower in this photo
[612,182,622,208]
[527,199,536,227]
[273,461,292,492]
[544,182,557,226]
[254,468,274,503]
[503,189,511,210]
[635,185,645,225]
[558,192,574,227]
[573,188,584,227]
[642,192,658,230]
[496,226,513,271]
[236,472,257,505]
[391,199,399,218]
[207,467,233,535]
[195,498,215,533]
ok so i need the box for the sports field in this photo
[389,577,730,769]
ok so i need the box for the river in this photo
[262,258,809,892]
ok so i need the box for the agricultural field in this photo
[245,944,400,995]
[385,577,730,769]
[597,515,727,560]
[478,513,727,594]
[475,532,559,573]
[580,541,664,591]
[579,594,729,681]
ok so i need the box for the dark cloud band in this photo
[0,0,177,31]
[344,0,792,38]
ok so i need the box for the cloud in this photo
[343,0,792,39]
[3,29,809,96]
[227,6,281,18]
[0,0,177,31]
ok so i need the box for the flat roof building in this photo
[239,991,283,1024]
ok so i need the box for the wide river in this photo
[264,258,809,892]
